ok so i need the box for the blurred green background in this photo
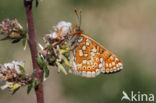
[0,0,156,103]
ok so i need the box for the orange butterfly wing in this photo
[70,33,123,78]
[82,34,123,73]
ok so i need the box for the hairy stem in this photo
[24,0,44,103]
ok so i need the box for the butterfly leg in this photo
[70,40,78,51]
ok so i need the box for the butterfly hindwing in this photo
[71,35,104,77]
[82,33,123,74]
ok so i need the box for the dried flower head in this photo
[40,21,72,74]
[44,21,72,45]
[0,19,26,43]
[0,61,32,92]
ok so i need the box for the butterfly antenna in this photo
[79,10,82,28]
[74,8,81,28]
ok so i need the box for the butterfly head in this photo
[72,25,83,33]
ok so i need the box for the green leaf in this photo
[34,80,40,89]
[22,33,28,50]
[37,53,44,67]
[62,55,70,67]
[60,48,70,54]
[43,66,49,79]
[12,87,20,95]
[19,65,26,78]
[11,83,21,91]
[27,78,40,95]
[37,53,50,80]
[56,62,67,75]
[27,83,33,95]
[11,83,21,95]
[22,38,27,50]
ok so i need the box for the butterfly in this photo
[68,8,123,78]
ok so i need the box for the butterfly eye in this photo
[75,27,80,32]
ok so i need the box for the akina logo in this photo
[121,91,154,102]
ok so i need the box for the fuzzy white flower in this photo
[16,21,23,30]
[4,63,14,70]
[44,21,72,40]
[2,61,24,74]
[12,61,24,67]
[12,61,24,74]
[45,32,58,39]
[0,64,7,72]
[56,21,72,36]
[0,84,8,90]
[51,32,58,39]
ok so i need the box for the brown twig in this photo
[24,0,44,103]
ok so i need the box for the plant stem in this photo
[24,0,44,103]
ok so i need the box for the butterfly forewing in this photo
[70,33,123,78]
